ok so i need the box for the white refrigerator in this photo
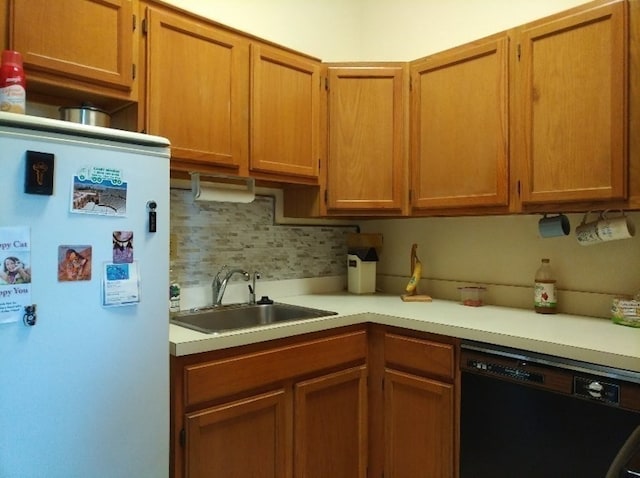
[0,112,170,478]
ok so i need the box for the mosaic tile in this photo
[170,189,356,287]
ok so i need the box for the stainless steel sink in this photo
[170,302,337,334]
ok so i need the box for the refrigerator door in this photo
[0,113,170,478]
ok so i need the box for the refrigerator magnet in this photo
[24,151,54,195]
[57,245,92,282]
[70,166,127,217]
[102,261,140,307]
[112,231,133,264]
[0,226,32,324]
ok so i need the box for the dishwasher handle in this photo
[606,425,640,478]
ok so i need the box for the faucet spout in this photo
[212,266,249,306]
[249,271,261,304]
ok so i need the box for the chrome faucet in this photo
[212,265,250,306]
[248,271,261,304]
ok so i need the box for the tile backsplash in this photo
[170,189,357,287]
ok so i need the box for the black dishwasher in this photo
[460,341,640,478]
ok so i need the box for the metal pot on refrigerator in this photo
[59,103,111,127]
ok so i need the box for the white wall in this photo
[359,213,640,317]
[160,0,362,60]
[165,0,591,61]
[359,0,591,59]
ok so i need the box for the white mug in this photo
[596,210,635,242]
[576,210,635,246]
[575,212,602,246]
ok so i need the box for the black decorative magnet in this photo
[23,304,37,327]
[147,200,157,233]
[24,151,54,195]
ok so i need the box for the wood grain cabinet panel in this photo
[171,327,368,478]
[384,368,455,478]
[384,333,455,380]
[326,65,408,214]
[9,0,134,97]
[183,329,366,408]
[251,44,321,180]
[410,34,509,211]
[144,6,249,170]
[294,365,368,478]
[185,389,289,478]
[515,0,628,206]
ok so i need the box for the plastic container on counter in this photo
[459,286,486,307]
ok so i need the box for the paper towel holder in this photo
[190,172,256,203]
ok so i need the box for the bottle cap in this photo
[1,50,23,67]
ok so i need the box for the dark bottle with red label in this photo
[0,50,26,114]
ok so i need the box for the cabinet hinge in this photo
[132,63,136,80]
[132,14,136,31]
[142,17,148,35]
[517,44,521,61]
[179,428,186,448]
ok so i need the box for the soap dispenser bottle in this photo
[169,270,181,314]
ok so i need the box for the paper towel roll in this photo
[191,173,255,203]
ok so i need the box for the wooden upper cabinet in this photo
[515,0,628,206]
[250,44,321,180]
[144,7,249,170]
[9,0,134,94]
[410,34,510,211]
[326,65,408,214]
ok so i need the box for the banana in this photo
[405,259,422,293]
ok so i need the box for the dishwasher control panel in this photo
[465,358,545,384]
[574,376,620,406]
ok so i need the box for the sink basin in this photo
[170,302,338,334]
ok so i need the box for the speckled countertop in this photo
[170,292,640,372]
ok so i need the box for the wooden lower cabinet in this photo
[171,324,458,478]
[370,326,459,478]
[384,369,455,477]
[295,366,368,478]
[185,389,289,478]
[171,326,368,478]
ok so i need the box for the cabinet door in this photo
[326,66,408,213]
[410,34,509,210]
[294,366,368,478]
[384,368,454,478]
[185,389,289,478]
[145,7,249,170]
[516,0,628,205]
[9,0,133,92]
[251,44,320,179]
